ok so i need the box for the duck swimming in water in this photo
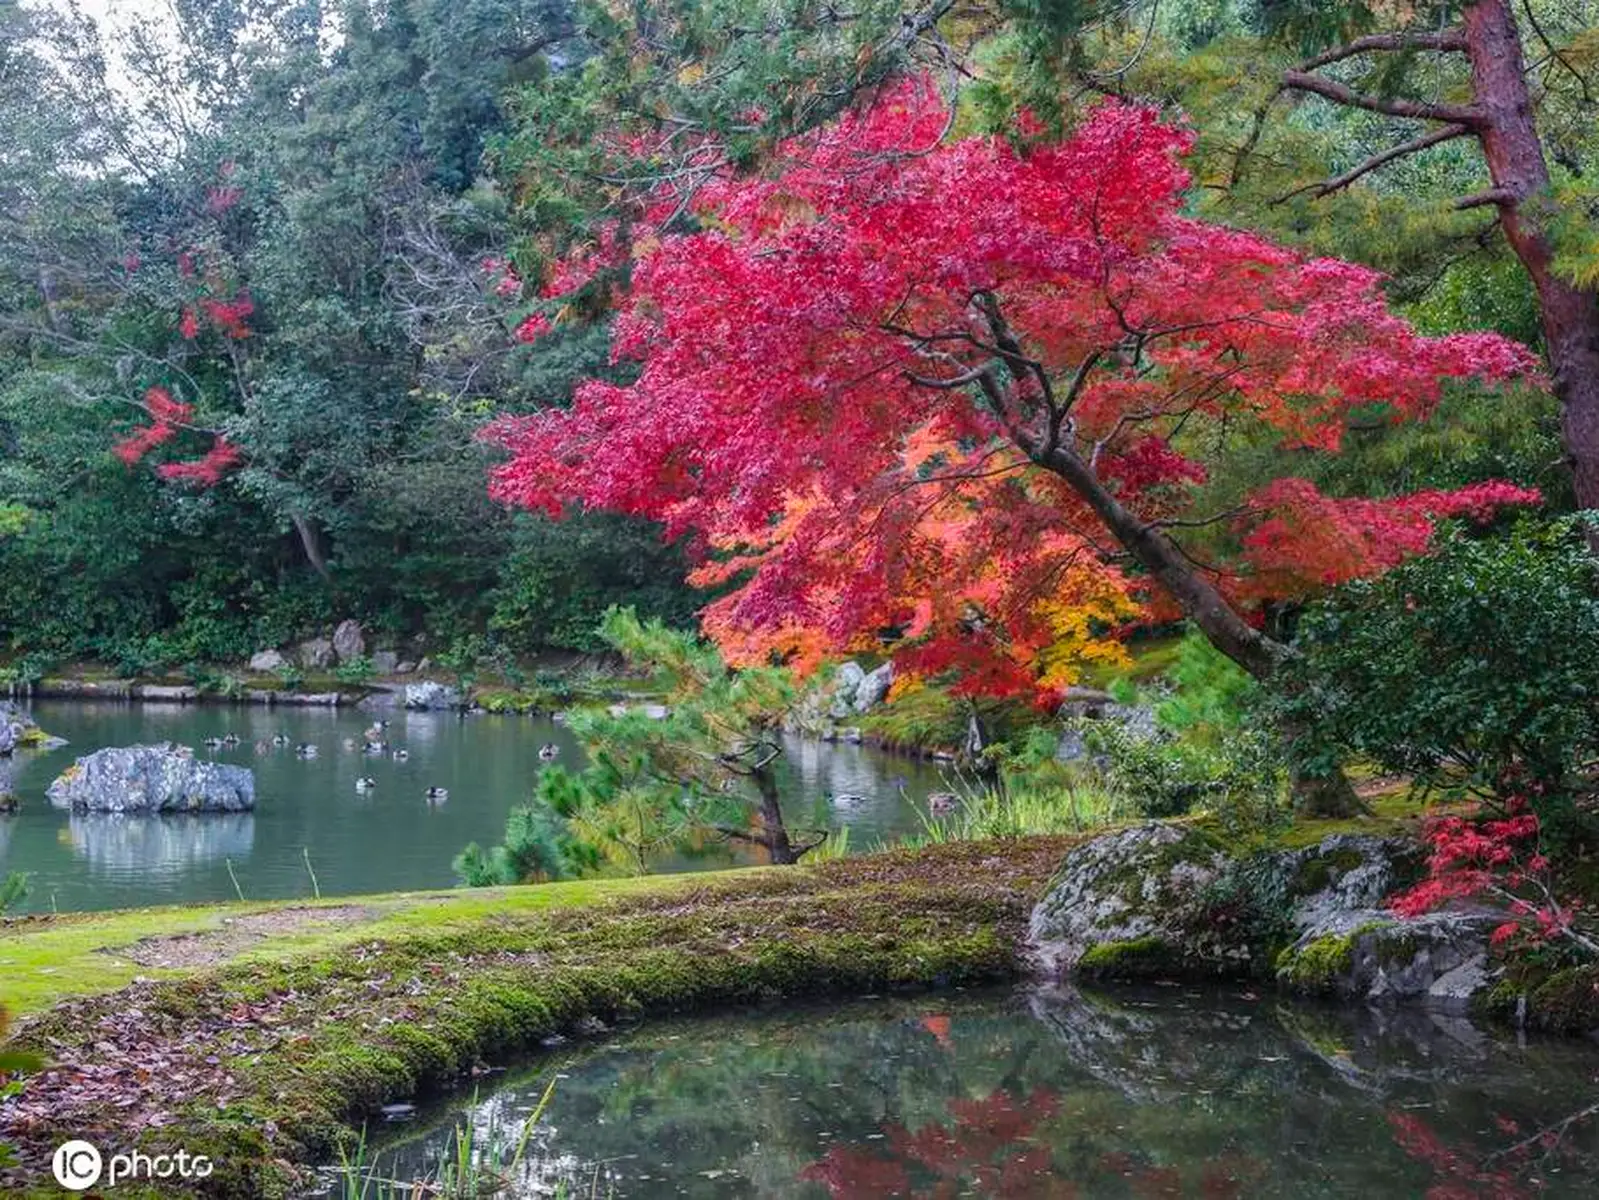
[222,733,241,746]
[538,743,560,762]
[295,743,319,758]
[271,734,290,747]
[391,748,409,762]
[202,737,224,751]
[355,777,377,792]
[424,786,449,803]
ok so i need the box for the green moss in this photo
[0,838,1072,1195]
[1275,932,1357,994]
[1525,965,1599,1034]
[1291,848,1364,895]
[1078,936,1178,979]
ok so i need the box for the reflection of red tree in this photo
[1388,1111,1533,1199]
[800,1090,1065,1198]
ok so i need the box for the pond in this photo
[0,700,954,914]
[336,985,1599,1198]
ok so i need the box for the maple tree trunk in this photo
[1034,444,1285,679]
[1465,1,1599,539]
[1034,442,1362,816]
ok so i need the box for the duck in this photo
[828,792,867,808]
[928,791,959,815]
[362,722,389,741]
[355,777,377,792]
[538,743,560,762]
[202,737,225,751]
[271,734,291,747]
[363,740,388,755]
[391,748,409,762]
[342,737,358,752]
[295,743,319,758]
[222,733,241,747]
[424,786,449,803]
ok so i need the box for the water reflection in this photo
[362,987,1599,1198]
[67,814,255,877]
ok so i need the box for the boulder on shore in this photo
[47,744,255,814]
[297,638,335,670]
[1027,823,1496,1013]
[248,648,287,673]
[332,619,366,663]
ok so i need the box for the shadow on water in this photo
[341,985,1599,1198]
[0,702,955,913]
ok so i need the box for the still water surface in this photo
[352,985,1599,1198]
[0,701,951,914]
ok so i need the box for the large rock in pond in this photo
[0,703,62,755]
[1029,825,1499,1013]
[47,744,255,814]
[404,681,462,711]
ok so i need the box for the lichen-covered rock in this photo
[404,681,462,710]
[1029,824,1498,1012]
[0,704,62,755]
[332,619,366,663]
[248,648,287,672]
[1275,911,1497,1013]
[297,638,335,669]
[46,744,255,814]
[1027,823,1234,979]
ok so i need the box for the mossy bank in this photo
[0,838,1074,1198]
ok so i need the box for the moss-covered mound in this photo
[0,838,1074,1198]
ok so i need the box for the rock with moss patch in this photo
[47,743,255,814]
[1028,823,1236,979]
[0,703,63,756]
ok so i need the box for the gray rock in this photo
[0,703,53,756]
[47,744,255,814]
[371,650,400,674]
[1029,825,1497,1013]
[297,638,335,669]
[828,661,868,719]
[357,690,399,712]
[854,662,894,712]
[332,619,366,663]
[248,649,287,673]
[1027,823,1232,979]
[404,681,462,711]
[395,661,416,675]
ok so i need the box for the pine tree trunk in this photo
[755,767,798,865]
[1465,1,1599,540]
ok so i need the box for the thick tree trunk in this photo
[1464,1,1599,539]
[754,767,798,864]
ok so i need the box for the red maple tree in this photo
[489,80,1540,702]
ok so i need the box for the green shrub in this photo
[1274,518,1599,825]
